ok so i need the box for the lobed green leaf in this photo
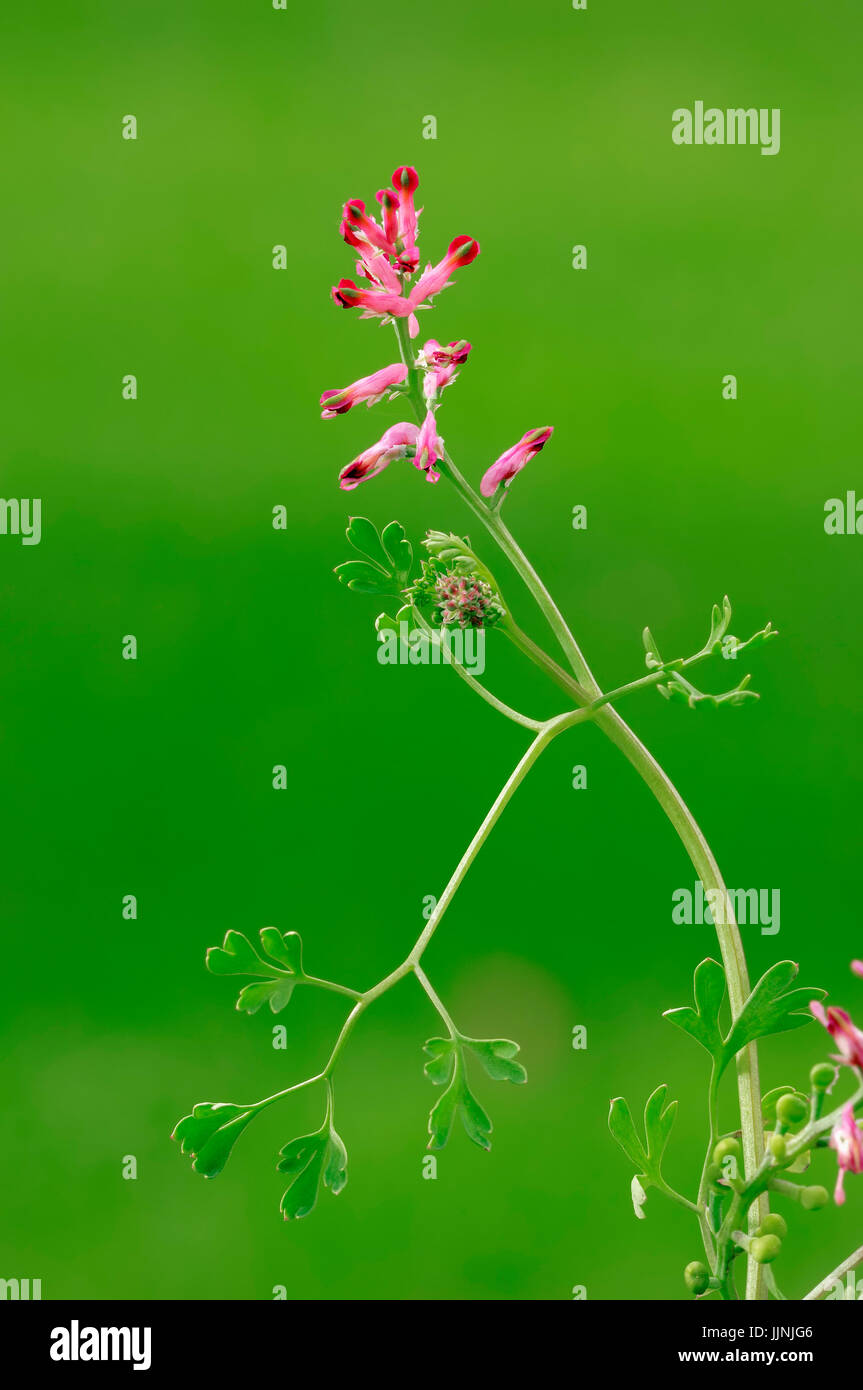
[171,1102,256,1179]
[277,1123,348,1220]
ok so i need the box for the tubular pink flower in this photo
[352,243,403,294]
[810,1000,863,1070]
[391,166,421,269]
[338,422,418,491]
[830,1103,863,1205]
[375,188,400,247]
[333,169,476,323]
[410,236,481,308]
[480,427,554,499]
[341,199,397,258]
[852,960,863,979]
[320,363,407,419]
[414,410,444,483]
[331,278,414,320]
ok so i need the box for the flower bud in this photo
[751,1234,782,1264]
[684,1261,710,1295]
[800,1185,829,1211]
[776,1093,808,1127]
[756,1213,788,1239]
[712,1137,741,1165]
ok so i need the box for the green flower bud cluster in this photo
[408,552,506,630]
[434,572,504,630]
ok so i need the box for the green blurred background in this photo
[1,0,860,1300]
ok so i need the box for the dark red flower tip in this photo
[331,278,361,308]
[339,219,364,248]
[447,235,480,265]
[393,166,419,194]
[376,189,398,210]
[447,339,472,363]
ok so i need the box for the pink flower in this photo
[410,237,481,308]
[810,1000,863,1071]
[331,277,414,321]
[375,187,400,248]
[830,1103,863,1205]
[480,427,554,498]
[418,339,472,402]
[422,339,472,367]
[320,364,407,418]
[387,166,421,272]
[338,422,418,491]
[852,961,863,979]
[331,169,477,338]
[414,410,444,483]
[341,199,397,258]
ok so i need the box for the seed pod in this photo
[776,1094,808,1127]
[751,1234,782,1264]
[756,1213,788,1239]
[712,1137,741,1165]
[768,1132,787,1161]
[684,1261,711,1295]
[810,1063,836,1092]
[800,1185,829,1211]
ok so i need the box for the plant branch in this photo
[803,1245,863,1301]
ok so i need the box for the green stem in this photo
[414,963,459,1037]
[412,609,545,730]
[408,707,591,964]
[393,317,769,1293]
[804,1244,863,1301]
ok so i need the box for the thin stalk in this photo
[408,706,591,965]
[803,1245,863,1301]
[392,316,767,1296]
[412,609,545,730]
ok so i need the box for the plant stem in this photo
[392,317,768,1295]
[408,707,591,965]
[803,1245,863,1301]
[412,609,545,730]
[414,963,459,1036]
